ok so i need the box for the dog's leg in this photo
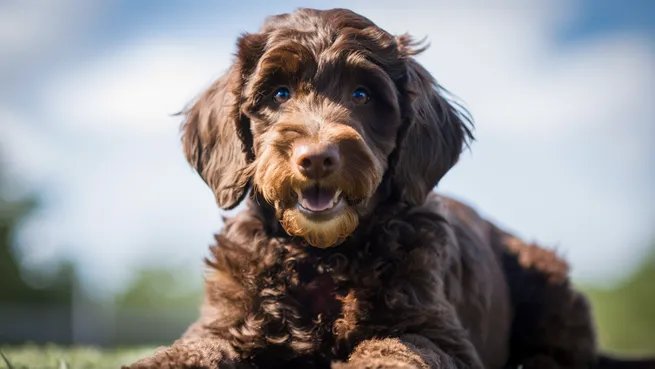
[332,334,481,369]
[500,235,597,369]
[123,321,252,369]
[511,285,598,369]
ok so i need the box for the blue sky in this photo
[1,0,653,295]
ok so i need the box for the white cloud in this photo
[0,0,111,81]
[41,37,235,136]
[0,108,61,188]
[471,34,654,139]
[7,1,655,291]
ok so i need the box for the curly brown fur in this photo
[126,7,654,369]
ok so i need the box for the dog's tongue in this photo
[301,186,336,212]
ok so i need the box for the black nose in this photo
[293,143,341,180]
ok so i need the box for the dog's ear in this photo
[391,37,474,206]
[181,33,267,210]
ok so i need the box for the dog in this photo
[126,8,655,369]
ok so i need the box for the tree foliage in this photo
[582,243,655,355]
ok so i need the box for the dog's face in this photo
[181,8,472,248]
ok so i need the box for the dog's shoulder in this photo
[431,192,570,285]
[426,192,494,244]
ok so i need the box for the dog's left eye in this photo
[273,87,291,104]
[351,88,370,105]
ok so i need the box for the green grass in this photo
[0,344,156,369]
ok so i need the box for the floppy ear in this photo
[181,33,266,210]
[391,42,474,206]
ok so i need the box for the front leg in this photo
[123,322,250,369]
[333,334,477,369]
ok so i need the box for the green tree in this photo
[0,161,74,305]
[114,267,202,310]
[0,155,79,345]
[582,243,655,356]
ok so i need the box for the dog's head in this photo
[181,8,473,247]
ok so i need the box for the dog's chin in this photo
[279,186,360,248]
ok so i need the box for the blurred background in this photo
[0,0,653,357]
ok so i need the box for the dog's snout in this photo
[293,143,340,180]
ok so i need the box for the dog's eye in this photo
[273,87,291,104]
[351,88,370,105]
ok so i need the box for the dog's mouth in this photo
[295,185,345,217]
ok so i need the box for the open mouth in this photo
[296,185,344,215]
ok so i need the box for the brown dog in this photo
[126,8,655,369]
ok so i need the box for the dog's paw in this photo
[331,359,420,369]
[123,337,251,369]
[123,346,175,369]
[121,344,218,369]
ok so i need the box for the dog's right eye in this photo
[273,87,291,104]
[351,87,370,105]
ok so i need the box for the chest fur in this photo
[204,204,455,362]
[291,264,344,320]
[205,242,365,361]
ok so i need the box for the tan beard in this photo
[280,206,359,248]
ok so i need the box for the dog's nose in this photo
[293,143,340,180]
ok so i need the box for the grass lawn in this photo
[0,344,156,369]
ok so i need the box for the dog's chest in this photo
[248,258,358,362]
[290,262,344,320]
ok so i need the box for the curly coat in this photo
[126,8,654,369]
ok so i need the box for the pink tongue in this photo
[302,186,336,211]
